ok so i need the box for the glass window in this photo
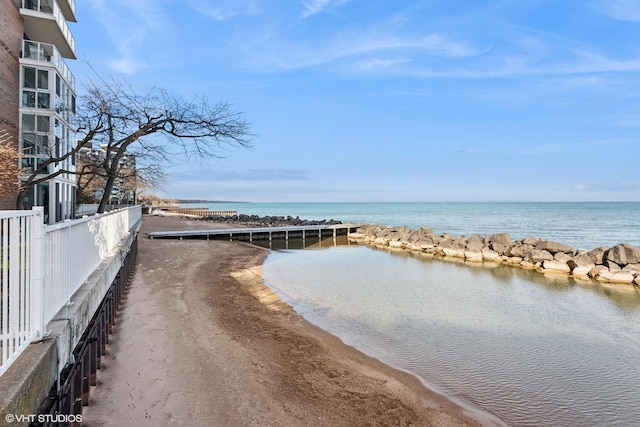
[71,95,76,114]
[22,90,36,107]
[37,115,50,132]
[21,157,35,174]
[40,0,53,13]
[37,70,49,89]
[22,114,35,131]
[37,92,50,109]
[22,133,35,155]
[56,74,61,96]
[37,135,49,155]
[54,119,62,137]
[23,67,36,88]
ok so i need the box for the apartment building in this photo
[0,0,77,223]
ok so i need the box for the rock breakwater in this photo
[349,225,640,286]
[200,214,343,228]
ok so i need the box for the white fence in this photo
[1,205,141,377]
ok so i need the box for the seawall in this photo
[349,225,640,286]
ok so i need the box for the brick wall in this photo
[0,1,22,209]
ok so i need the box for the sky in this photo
[70,0,640,202]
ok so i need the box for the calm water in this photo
[186,202,640,249]
[263,245,640,427]
[188,202,640,424]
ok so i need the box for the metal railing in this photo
[1,205,141,377]
[21,39,75,89]
[21,0,76,56]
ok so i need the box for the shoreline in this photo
[82,215,497,426]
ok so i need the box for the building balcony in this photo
[20,40,75,90]
[57,0,76,22]
[20,0,76,59]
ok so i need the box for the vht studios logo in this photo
[5,413,83,424]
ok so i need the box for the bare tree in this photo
[18,76,252,213]
[80,78,252,213]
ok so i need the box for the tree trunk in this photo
[97,174,116,213]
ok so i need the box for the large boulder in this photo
[466,234,484,252]
[535,240,574,255]
[554,252,573,263]
[521,236,543,246]
[486,233,513,254]
[587,246,609,265]
[464,250,484,262]
[541,260,571,274]
[530,249,554,263]
[571,266,592,279]
[623,264,640,275]
[568,253,596,270]
[509,244,534,258]
[482,249,501,262]
[604,243,640,266]
[595,270,635,284]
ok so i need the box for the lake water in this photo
[186,202,640,425]
[187,202,640,249]
[263,245,640,427]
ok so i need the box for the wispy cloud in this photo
[235,30,483,72]
[88,0,171,74]
[591,0,640,22]
[188,0,262,21]
[176,168,312,182]
[301,0,348,18]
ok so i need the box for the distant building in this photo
[0,0,77,223]
[76,144,137,205]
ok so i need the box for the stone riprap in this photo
[348,225,640,286]
[200,214,343,228]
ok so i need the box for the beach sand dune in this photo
[82,216,489,426]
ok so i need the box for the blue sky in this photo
[72,0,640,202]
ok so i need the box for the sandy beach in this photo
[82,215,490,426]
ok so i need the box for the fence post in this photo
[31,207,46,340]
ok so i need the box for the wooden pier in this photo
[147,224,362,248]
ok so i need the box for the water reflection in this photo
[263,244,640,427]
[363,244,640,307]
[250,235,351,250]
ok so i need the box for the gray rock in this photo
[604,243,640,266]
[596,270,635,284]
[567,253,596,270]
[530,250,554,263]
[464,251,484,262]
[535,240,574,254]
[571,266,592,279]
[486,233,513,254]
[622,264,640,275]
[606,260,621,271]
[509,244,534,258]
[554,252,572,263]
[587,246,609,264]
[521,236,543,246]
[482,249,501,262]
[541,260,571,273]
[589,265,610,278]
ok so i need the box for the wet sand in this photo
[82,215,494,426]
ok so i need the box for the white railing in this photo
[43,205,142,325]
[0,205,141,377]
[1,209,43,377]
[21,39,75,89]
[21,0,76,57]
